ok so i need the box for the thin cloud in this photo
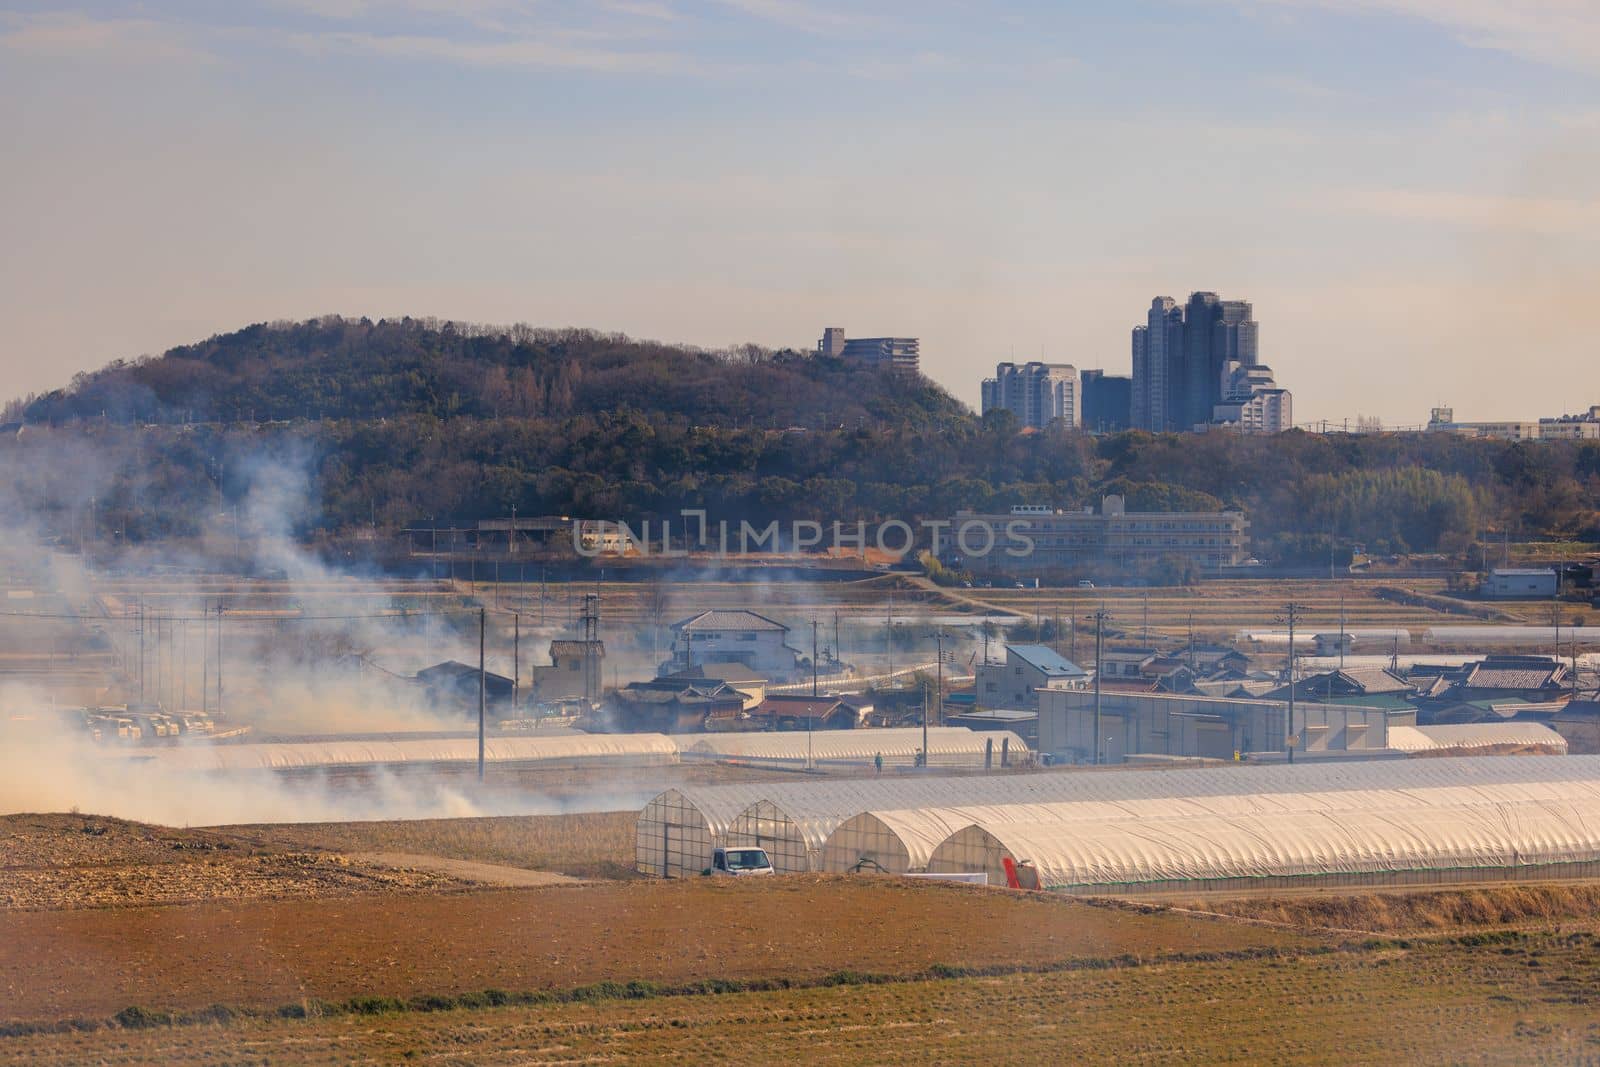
[282,28,691,72]
[715,0,876,34]
[1246,1,1600,70]
[0,11,208,63]
[1332,187,1600,237]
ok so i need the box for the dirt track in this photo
[0,878,1318,1023]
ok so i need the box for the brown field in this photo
[6,927,1600,1065]
[0,877,1322,1024]
[1173,882,1600,933]
[8,807,1600,1064]
[235,810,640,880]
[0,814,477,911]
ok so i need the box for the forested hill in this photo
[16,316,969,429]
[5,316,1598,564]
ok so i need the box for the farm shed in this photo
[122,734,680,773]
[925,795,1600,894]
[672,726,1027,770]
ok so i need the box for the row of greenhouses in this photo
[119,726,1026,774]
[635,755,1600,890]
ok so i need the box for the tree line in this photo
[4,317,1598,562]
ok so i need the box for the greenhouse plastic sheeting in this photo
[824,776,1600,874]
[1387,723,1568,753]
[638,755,1600,876]
[926,795,1600,890]
[674,727,1027,768]
[128,733,680,772]
[635,786,758,878]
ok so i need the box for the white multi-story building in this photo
[1427,406,1600,441]
[662,610,805,680]
[949,496,1249,575]
[980,361,1079,429]
[1211,362,1293,434]
[816,328,920,373]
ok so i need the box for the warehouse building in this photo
[1038,689,1412,764]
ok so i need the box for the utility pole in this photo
[1092,608,1107,765]
[513,613,520,714]
[811,618,819,771]
[886,589,894,684]
[201,607,209,715]
[920,677,929,770]
[936,630,945,728]
[1282,602,1305,765]
[478,606,487,783]
[1339,594,1347,671]
[812,619,819,697]
[215,603,224,718]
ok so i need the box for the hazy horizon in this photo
[3,1,1598,426]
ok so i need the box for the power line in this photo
[0,608,485,622]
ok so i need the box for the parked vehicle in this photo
[704,847,775,877]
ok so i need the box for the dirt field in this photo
[236,810,640,880]
[0,814,476,911]
[8,805,1600,1064]
[0,877,1321,1024]
[6,929,1600,1065]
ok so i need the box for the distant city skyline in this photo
[2,2,1598,425]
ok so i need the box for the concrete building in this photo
[1427,406,1600,441]
[664,610,804,679]
[980,361,1079,429]
[1131,292,1267,432]
[530,638,605,702]
[1481,568,1559,600]
[1212,363,1293,433]
[1131,297,1183,431]
[975,644,1090,709]
[1038,688,1412,764]
[949,495,1249,577]
[1080,369,1131,433]
[817,329,920,373]
[1540,407,1600,439]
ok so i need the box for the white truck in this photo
[705,846,775,877]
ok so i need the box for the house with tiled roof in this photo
[975,644,1090,709]
[662,610,805,680]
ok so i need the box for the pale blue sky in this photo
[2,1,1597,424]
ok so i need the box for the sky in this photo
[1,1,1597,427]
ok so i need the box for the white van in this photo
[705,847,775,877]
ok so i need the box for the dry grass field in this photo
[5,924,1600,1064]
[237,810,640,880]
[0,877,1323,1024]
[9,807,1600,1064]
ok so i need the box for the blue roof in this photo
[1006,645,1088,677]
